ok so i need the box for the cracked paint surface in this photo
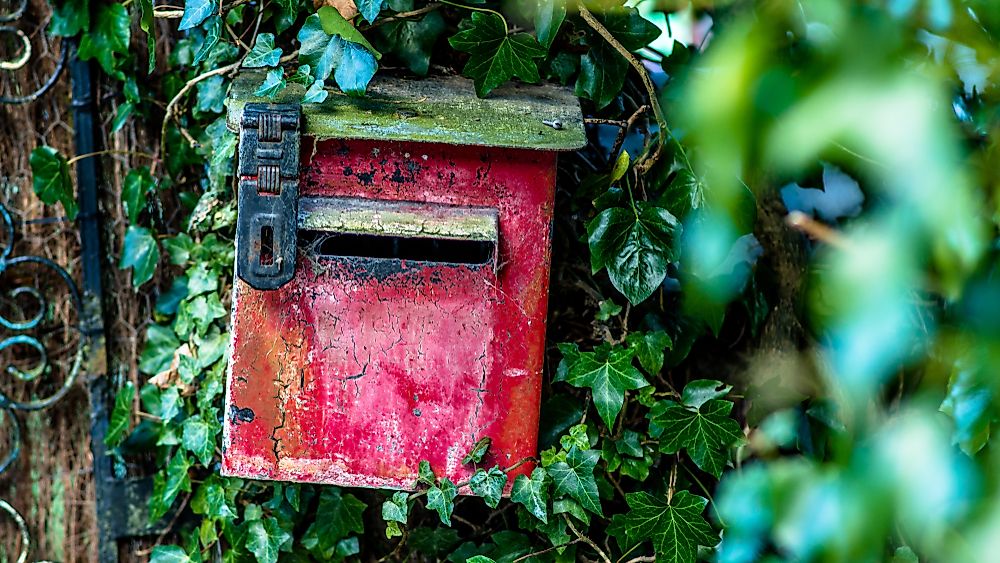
[222,139,557,491]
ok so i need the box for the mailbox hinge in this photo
[235,103,301,290]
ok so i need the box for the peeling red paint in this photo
[223,139,558,492]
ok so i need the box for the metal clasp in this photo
[235,103,301,290]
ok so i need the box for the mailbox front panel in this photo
[223,139,557,489]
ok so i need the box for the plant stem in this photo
[439,0,508,34]
[565,515,612,563]
[577,2,671,175]
[66,150,158,165]
[360,3,443,30]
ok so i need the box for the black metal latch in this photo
[235,103,301,290]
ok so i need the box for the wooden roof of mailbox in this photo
[226,71,586,152]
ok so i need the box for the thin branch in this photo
[67,149,158,165]
[157,59,241,173]
[512,539,583,563]
[565,515,612,563]
[667,455,678,504]
[360,3,443,30]
[439,0,508,33]
[154,0,249,18]
[577,2,667,175]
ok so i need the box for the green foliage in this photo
[70,0,1000,560]
[77,3,130,79]
[557,342,648,428]
[588,203,679,304]
[649,382,744,478]
[119,226,159,288]
[29,146,77,219]
[511,467,550,523]
[243,33,283,68]
[426,478,459,525]
[297,7,380,96]
[448,12,547,97]
[617,490,718,562]
[469,467,507,508]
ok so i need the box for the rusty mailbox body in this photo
[221,72,584,490]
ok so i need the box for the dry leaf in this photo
[149,343,197,396]
[313,0,360,20]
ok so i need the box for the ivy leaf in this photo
[418,460,436,486]
[355,0,386,23]
[470,466,507,508]
[288,65,313,85]
[681,379,732,409]
[373,0,445,76]
[426,477,458,525]
[592,4,661,51]
[303,80,329,104]
[575,39,628,110]
[149,450,191,523]
[104,381,135,448]
[196,75,227,114]
[511,467,550,523]
[301,488,367,559]
[254,68,287,99]
[548,448,602,516]
[49,0,89,37]
[562,343,648,429]
[625,330,673,376]
[150,546,194,563]
[122,167,155,224]
[618,490,718,563]
[588,203,679,304]
[119,226,160,288]
[243,33,283,68]
[275,0,299,33]
[182,416,215,466]
[650,399,744,478]
[193,17,222,66]
[77,3,130,79]
[246,517,291,563]
[382,490,409,523]
[191,476,237,520]
[535,0,566,50]
[30,146,77,220]
[179,0,217,31]
[463,436,492,464]
[448,12,547,97]
[139,324,180,374]
[297,8,379,96]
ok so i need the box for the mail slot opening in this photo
[300,231,495,265]
[259,225,275,266]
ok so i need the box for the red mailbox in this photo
[221,72,584,490]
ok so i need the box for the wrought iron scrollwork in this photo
[0,203,84,562]
[0,0,68,105]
